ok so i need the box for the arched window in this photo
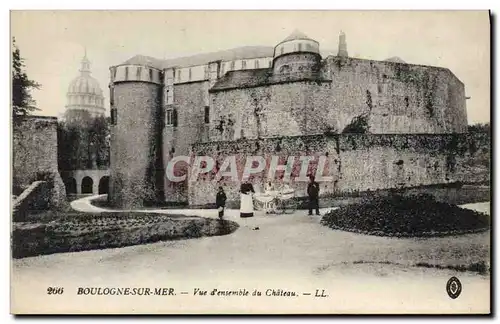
[98,176,109,194]
[81,176,93,194]
[241,60,247,69]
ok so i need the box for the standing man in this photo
[216,186,227,219]
[307,175,320,216]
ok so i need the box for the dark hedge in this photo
[320,194,490,237]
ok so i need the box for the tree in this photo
[12,37,41,118]
[57,115,110,171]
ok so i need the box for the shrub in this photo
[320,194,490,237]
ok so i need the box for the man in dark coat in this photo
[216,186,227,219]
[307,175,320,216]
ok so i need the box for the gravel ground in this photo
[11,199,490,314]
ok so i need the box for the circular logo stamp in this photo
[446,276,462,299]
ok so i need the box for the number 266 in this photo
[47,287,64,295]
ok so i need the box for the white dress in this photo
[240,192,254,218]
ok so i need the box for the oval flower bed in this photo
[12,211,239,258]
[320,194,490,237]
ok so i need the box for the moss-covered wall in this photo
[188,133,489,206]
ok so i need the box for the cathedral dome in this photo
[68,75,103,96]
[65,52,105,118]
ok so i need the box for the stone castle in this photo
[108,30,475,209]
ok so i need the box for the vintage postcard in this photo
[10,10,491,314]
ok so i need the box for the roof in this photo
[210,68,331,92]
[210,69,273,91]
[122,46,275,69]
[280,29,316,43]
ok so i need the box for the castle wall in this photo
[109,81,164,208]
[162,81,209,203]
[326,57,467,133]
[188,133,489,206]
[12,116,67,209]
[208,57,467,139]
[209,81,333,141]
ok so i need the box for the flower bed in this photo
[12,211,239,258]
[320,194,490,237]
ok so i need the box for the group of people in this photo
[215,175,321,219]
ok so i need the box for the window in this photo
[280,47,284,55]
[188,68,192,81]
[269,61,272,68]
[136,66,142,79]
[111,108,117,125]
[166,109,173,125]
[167,109,178,127]
[204,106,210,124]
[230,61,235,70]
[173,109,178,127]
[177,69,181,82]
[125,67,129,80]
[242,60,247,69]
[255,60,259,69]
[149,69,153,81]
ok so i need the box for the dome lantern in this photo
[79,47,91,75]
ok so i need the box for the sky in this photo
[10,10,490,124]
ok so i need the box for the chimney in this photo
[337,31,348,57]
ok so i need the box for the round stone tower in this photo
[108,63,164,208]
[272,30,322,75]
